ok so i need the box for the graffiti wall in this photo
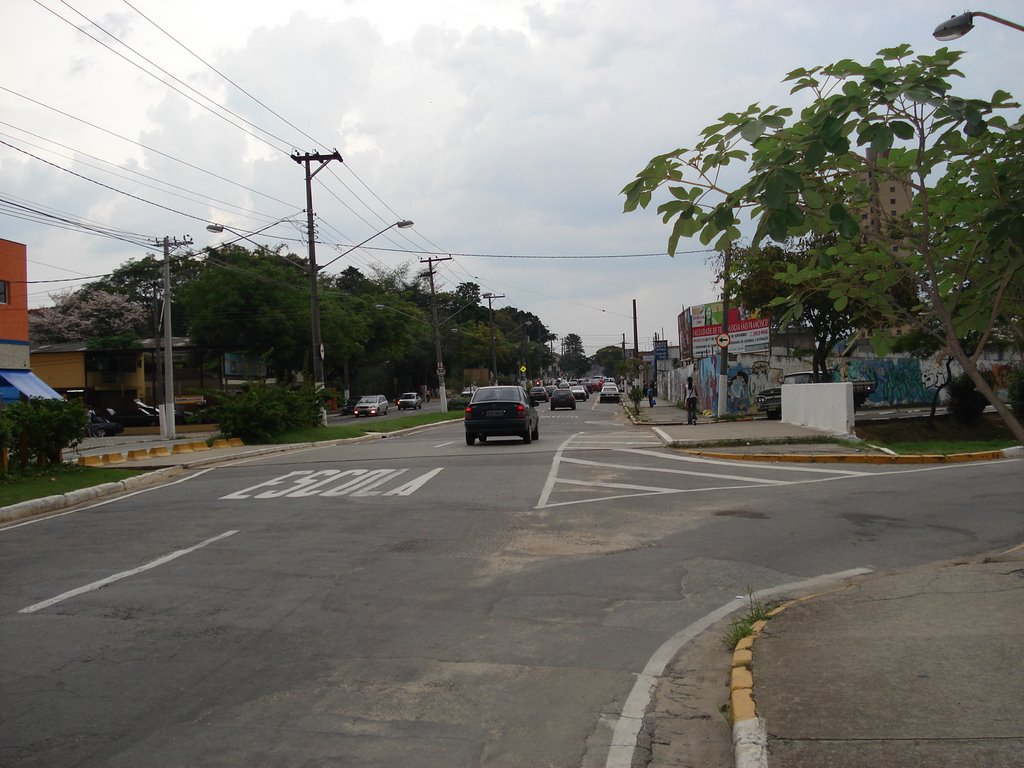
[660,353,1017,415]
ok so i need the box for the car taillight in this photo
[516,403,526,419]
[465,406,473,419]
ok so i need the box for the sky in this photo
[2,0,1022,355]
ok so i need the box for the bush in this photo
[1008,366,1024,419]
[0,397,88,470]
[947,371,993,424]
[202,383,324,442]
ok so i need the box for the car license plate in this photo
[486,409,504,417]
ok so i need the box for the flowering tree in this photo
[29,289,148,345]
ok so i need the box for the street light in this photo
[933,10,1024,40]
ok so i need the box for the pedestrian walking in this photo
[684,377,698,424]
[646,385,656,408]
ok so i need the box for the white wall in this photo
[782,382,854,434]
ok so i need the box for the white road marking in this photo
[619,447,873,476]
[604,567,874,768]
[559,455,793,485]
[434,441,458,448]
[1,469,217,532]
[221,467,441,499]
[19,530,239,614]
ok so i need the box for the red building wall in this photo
[0,239,29,344]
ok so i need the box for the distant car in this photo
[398,392,424,410]
[460,387,478,398]
[352,394,389,416]
[86,413,124,437]
[340,397,360,415]
[599,382,621,403]
[544,384,556,397]
[111,402,160,427]
[529,386,549,405]
[570,385,588,401]
[549,388,576,410]
[465,386,539,445]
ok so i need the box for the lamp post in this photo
[933,10,1024,39]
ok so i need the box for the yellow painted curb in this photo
[78,455,104,467]
[730,666,753,692]
[102,452,125,464]
[734,635,754,652]
[190,441,210,451]
[171,443,194,454]
[731,687,757,722]
[732,648,752,668]
[127,449,150,460]
[685,449,1006,464]
[228,437,244,447]
[149,446,170,457]
[212,439,231,449]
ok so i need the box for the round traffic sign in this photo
[715,332,731,348]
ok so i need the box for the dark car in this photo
[340,397,360,415]
[528,386,549,405]
[549,387,576,410]
[398,392,424,410]
[465,386,539,445]
[86,413,124,437]
[111,402,160,427]
[352,394,389,416]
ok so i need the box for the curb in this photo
[684,448,1010,464]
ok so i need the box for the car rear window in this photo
[473,387,522,402]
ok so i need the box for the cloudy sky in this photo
[2,1,1022,354]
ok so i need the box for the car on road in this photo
[86,412,124,437]
[397,392,424,410]
[340,397,360,415]
[352,394,389,416]
[570,385,588,401]
[598,382,621,403]
[529,386,549,405]
[464,385,539,445]
[549,387,576,410]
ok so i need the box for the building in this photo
[0,239,62,403]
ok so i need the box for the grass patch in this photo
[854,413,1019,454]
[271,410,464,444]
[0,465,143,508]
[722,593,780,649]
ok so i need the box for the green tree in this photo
[593,345,625,376]
[560,333,589,378]
[623,45,1024,442]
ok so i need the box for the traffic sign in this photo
[716,332,731,348]
[437,364,445,374]
[520,365,527,373]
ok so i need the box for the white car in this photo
[598,382,621,403]
[398,392,423,410]
[570,385,588,401]
[352,394,389,416]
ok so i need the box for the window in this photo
[0,281,8,304]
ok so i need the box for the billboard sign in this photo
[689,302,770,357]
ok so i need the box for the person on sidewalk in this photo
[646,385,656,408]
[685,377,698,424]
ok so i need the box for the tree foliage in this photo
[624,44,1024,442]
[29,289,148,345]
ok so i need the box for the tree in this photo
[30,289,148,345]
[560,333,589,378]
[593,345,625,376]
[623,45,1024,442]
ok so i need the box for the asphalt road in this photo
[3,398,1022,767]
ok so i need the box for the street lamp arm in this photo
[206,216,307,271]
[933,10,1024,40]
[318,220,413,271]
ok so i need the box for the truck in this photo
[756,371,876,420]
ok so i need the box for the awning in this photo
[0,370,63,400]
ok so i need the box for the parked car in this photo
[529,386,549,405]
[398,392,424,410]
[549,387,576,410]
[464,386,539,445]
[598,382,621,403]
[86,412,124,437]
[570,385,588,401]
[756,372,877,420]
[352,394,389,416]
[112,402,160,427]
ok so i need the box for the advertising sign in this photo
[689,302,770,357]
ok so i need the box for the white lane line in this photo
[1,469,217,532]
[559,455,792,485]
[536,432,579,509]
[620,447,872,476]
[604,566,874,768]
[18,529,239,614]
[434,441,457,448]
[539,481,788,509]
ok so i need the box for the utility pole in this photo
[632,299,639,359]
[421,255,452,411]
[482,292,504,384]
[292,150,343,398]
[157,235,192,439]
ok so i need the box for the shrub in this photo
[947,371,993,424]
[202,383,323,442]
[628,385,644,412]
[0,397,88,470]
[1008,366,1024,419]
